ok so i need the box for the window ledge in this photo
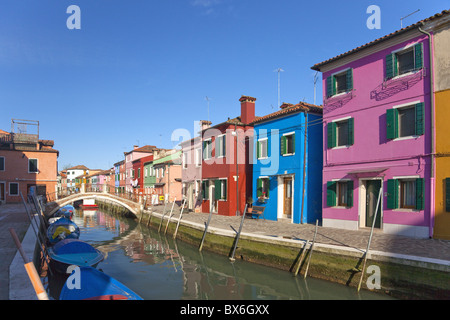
[282,153,295,157]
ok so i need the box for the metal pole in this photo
[229,204,248,262]
[357,188,382,292]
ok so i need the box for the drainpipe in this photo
[300,111,308,224]
[418,22,435,238]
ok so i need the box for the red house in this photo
[200,95,256,216]
[131,155,153,195]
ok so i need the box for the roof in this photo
[251,102,323,125]
[311,9,450,71]
[124,145,158,155]
[67,165,89,171]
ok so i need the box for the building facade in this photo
[200,96,255,217]
[312,23,434,238]
[251,102,323,224]
[0,124,59,203]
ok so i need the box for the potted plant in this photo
[247,197,253,213]
[258,192,267,203]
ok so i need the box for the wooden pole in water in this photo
[357,188,382,292]
[173,199,187,239]
[9,228,49,300]
[304,219,319,279]
[146,204,154,227]
[229,204,248,262]
[199,210,213,252]
[158,200,169,232]
[164,197,177,234]
[293,240,310,277]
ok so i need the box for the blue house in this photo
[251,102,323,224]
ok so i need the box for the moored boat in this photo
[54,205,75,220]
[59,267,143,300]
[47,239,104,274]
[46,217,80,245]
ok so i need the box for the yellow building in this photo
[429,13,450,239]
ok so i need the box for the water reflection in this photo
[47,209,393,300]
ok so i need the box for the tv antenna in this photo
[400,9,420,28]
[274,68,284,107]
[205,96,211,122]
[313,71,319,105]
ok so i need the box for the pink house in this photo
[312,23,433,238]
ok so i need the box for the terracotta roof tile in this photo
[311,9,450,71]
[251,102,323,125]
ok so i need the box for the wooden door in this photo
[283,177,292,218]
[365,180,381,228]
[0,182,4,202]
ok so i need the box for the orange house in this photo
[0,125,59,204]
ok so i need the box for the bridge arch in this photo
[49,193,140,217]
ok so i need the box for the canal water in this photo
[46,208,394,300]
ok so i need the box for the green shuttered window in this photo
[326,68,353,98]
[386,103,424,139]
[446,178,450,212]
[385,43,423,80]
[326,180,353,208]
[327,118,354,148]
[387,178,424,210]
[257,178,270,198]
[281,133,295,155]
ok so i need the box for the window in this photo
[201,180,209,200]
[326,68,353,97]
[216,135,226,158]
[281,133,295,155]
[183,152,188,169]
[326,180,353,207]
[387,178,424,210]
[195,148,201,167]
[138,168,141,178]
[28,159,38,173]
[214,179,227,200]
[386,43,423,79]
[327,118,354,148]
[256,177,270,199]
[386,102,424,139]
[9,182,19,196]
[0,157,4,171]
[257,138,268,159]
[203,139,212,160]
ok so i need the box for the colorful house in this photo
[200,95,255,216]
[312,16,435,238]
[423,10,450,239]
[0,121,59,203]
[152,150,182,203]
[114,160,124,193]
[124,145,156,193]
[180,120,211,212]
[251,102,323,224]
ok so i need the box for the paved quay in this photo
[149,205,450,263]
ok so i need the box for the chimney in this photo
[239,95,256,124]
[280,102,293,109]
[133,145,139,150]
[200,120,212,131]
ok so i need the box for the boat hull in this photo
[59,267,143,300]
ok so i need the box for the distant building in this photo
[0,119,59,203]
[124,145,157,193]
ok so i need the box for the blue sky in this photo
[0,1,447,170]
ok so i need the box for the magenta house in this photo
[312,24,433,238]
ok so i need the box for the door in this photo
[0,182,5,203]
[210,183,216,213]
[283,177,292,218]
[365,180,382,228]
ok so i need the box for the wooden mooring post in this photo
[199,210,213,252]
[293,240,309,277]
[173,199,187,239]
[229,204,248,262]
[304,219,319,279]
[164,198,177,235]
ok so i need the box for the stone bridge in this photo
[45,192,143,217]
